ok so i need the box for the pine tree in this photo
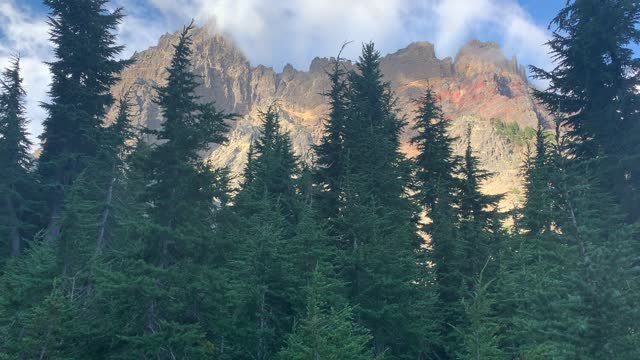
[238,104,299,220]
[0,56,38,259]
[85,23,234,358]
[55,95,136,273]
[224,197,295,360]
[498,122,640,359]
[519,125,556,235]
[458,129,503,281]
[540,129,639,359]
[530,0,640,220]
[277,266,377,360]
[493,125,565,358]
[410,88,463,358]
[458,270,506,360]
[38,0,132,242]
[314,54,349,219]
[221,104,308,359]
[330,43,435,359]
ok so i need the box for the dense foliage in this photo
[1,0,638,359]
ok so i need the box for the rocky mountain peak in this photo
[454,39,527,82]
[381,41,452,82]
[308,57,332,73]
[394,41,437,59]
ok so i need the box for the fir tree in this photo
[277,266,377,360]
[94,95,137,253]
[541,129,639,359]
[141,21,232,264]
[222,104,306,359]
[411,88,460,214]
[341,43,406,207]
[330,43,435,359]
[431,128,504,358]
[519,125,556,235]
[498,122,640,359]
[314,52,349,219]
[239,104,299,220]
[0,241,87,358]
[410,88,463,358]
[285,205,340,314]
[0,96,138,357]
[525,0,640,354]
[493,125,565,358]
[0,56,38,259]
[224,197,295,359]
[87,23,234,358]
[38,0,132,242]
[530,0,640,220]
[458,270,506,360]
[458,128,503,282]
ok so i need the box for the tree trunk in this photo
[96,175,116,254]
[44,199,63,244]
[5,194,20,257]
[257,288,267,360]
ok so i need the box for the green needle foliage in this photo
[530,0,640,221]
[277,267,378,360]
[0,0,637,358]
[38,0,132,242]
[316,43,437,359]
[0,57,39,261]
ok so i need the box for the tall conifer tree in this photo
[410,89,463,358]
[493,125,564,357]
[530,0,640,220]
[0,56,37,259]
[223,105,317,359]
[458,129,503,281]
[88,23,234,358]
[538,128,638,358]
[499,121,639,358]
[327,43,435,359]
[524,0,640,355]
[315,55,349,219]
[38,0,131,242]
[238,104,299,220]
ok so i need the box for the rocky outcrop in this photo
[108,25,549,209]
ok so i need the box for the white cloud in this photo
[143,0,551,73]
[0,0,553,144]
[0,0,52,142]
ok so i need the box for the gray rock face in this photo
[108,26,549,209]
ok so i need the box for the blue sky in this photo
[0,0,566,140]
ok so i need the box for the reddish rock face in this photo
[108,25,550,210]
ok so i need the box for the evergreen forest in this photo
[1,1,639,359]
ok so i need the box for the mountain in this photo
[107,25,548,208]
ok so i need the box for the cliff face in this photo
[108,25,548,208]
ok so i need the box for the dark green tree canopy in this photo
[0,56,38,259]
[530,0,640,220]
[38,0,132,243]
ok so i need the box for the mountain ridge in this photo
[108,25,549,208]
